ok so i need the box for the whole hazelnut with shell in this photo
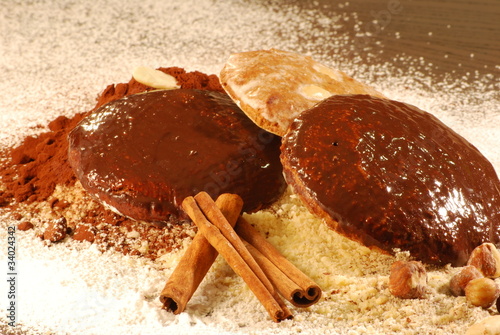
[464,277,500,308]
[449,265,484,297]
[389,260,427,299]
[467,243,500,278]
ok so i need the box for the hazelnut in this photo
[389,260,427,299]
[467,243,500,278]
[449,265,484,296]
[464,277,500,308]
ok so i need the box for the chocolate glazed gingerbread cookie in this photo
[68,89,285,225]
[281,94,500,266]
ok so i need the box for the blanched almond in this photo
[465,315,500,335]
[132,66,180,90]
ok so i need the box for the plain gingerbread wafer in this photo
[220,49,385,136]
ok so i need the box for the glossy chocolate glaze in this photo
[281,94,500,266]
[68,89,285,224]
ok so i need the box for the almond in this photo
[132,66,180,90]
[465,315,500,335]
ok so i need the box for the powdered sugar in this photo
[1,0,499,334]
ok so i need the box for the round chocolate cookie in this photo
[281,94,500,266]
[68,89,285,224]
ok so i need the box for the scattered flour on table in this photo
[0,190,491,334]
[1,0,499,334]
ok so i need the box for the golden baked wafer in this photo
[220,49,384,136]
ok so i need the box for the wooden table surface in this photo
[284,0,499,82]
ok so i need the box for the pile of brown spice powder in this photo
[0,67,224,259]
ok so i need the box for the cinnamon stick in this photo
[235,217,322,307]
[194,192,292,319]
[159,193,243,314]
[182,195,290,322]
[243,241,310,307]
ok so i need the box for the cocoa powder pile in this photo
[0,67,223,259]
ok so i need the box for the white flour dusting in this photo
[1,0,499,334]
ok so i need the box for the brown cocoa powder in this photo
[72,223,97,243]
[43,217,68,242]
[0,67,223,259]
[17,221,34,231]
[95,67,223,108]
[3,115,83,204]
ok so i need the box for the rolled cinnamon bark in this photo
[182,195,291,322]
[159,193,243,313]
[194,192,292,319]
[235,217,322,307]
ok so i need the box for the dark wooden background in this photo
[280,0,499,82]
